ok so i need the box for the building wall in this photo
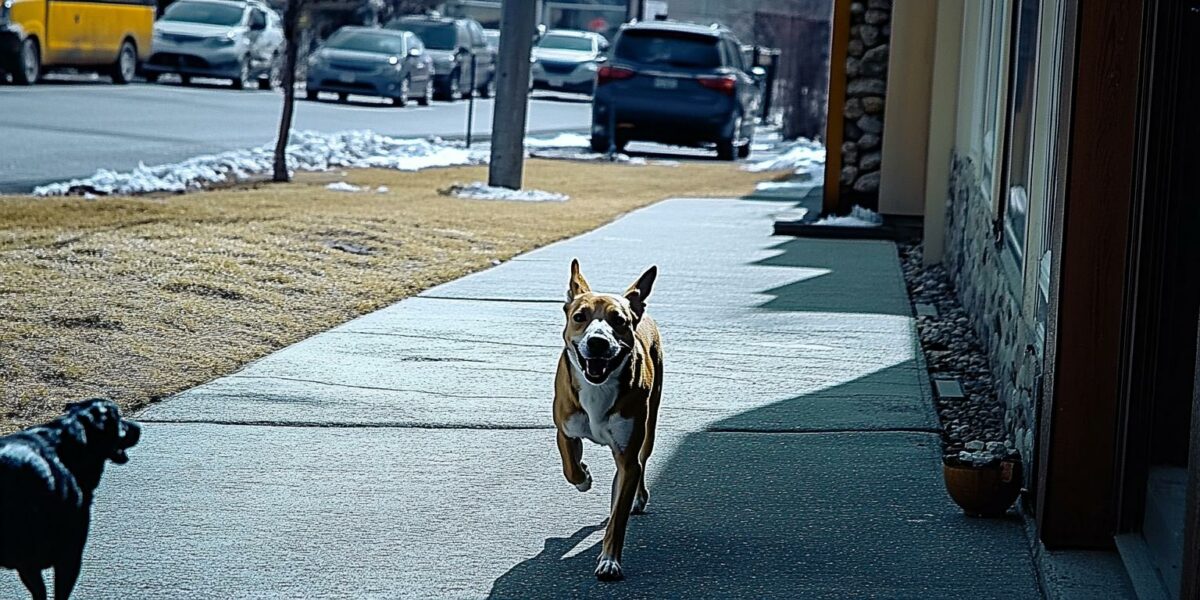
[836,0,892,200]
[877,0,934,217]
[944,154,1039,477]
[937,0,1071,486]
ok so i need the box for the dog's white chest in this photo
[563,377,634,453]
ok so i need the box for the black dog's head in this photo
[61,398,141,465]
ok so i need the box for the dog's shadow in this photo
[487,523,611,600]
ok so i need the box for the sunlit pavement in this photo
[0,194,1043,598]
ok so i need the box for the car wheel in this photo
[479,74,494,98]
[231,57,251,90]
[259,54,281,90]
[417,79,432,106]
[444,69,460,101]
[12,38,40,85]
[180,74,192,86]
[112,40,137,84]
[337,92,348,103]
[737,138,753,159]
[306,89,319,101]
[716,138,736,161]
[392,77,410,107]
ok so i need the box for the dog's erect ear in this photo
[625,265,657,318]
[567,258,591,300]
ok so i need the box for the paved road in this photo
[0,80,591,191]
[0,198,1043,598]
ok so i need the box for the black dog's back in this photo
[0,433,85,571]
[0,399,140,600]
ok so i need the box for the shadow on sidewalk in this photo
[485,366,1039,600]
[753,237,911,316]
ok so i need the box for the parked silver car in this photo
[530,29,608,95]
[144,0,284,89]
[305,27,434,106]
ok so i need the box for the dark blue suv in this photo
[591,21,763,160]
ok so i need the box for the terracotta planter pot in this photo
[943,459,1022,517]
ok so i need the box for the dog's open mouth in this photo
[577,346,621,384]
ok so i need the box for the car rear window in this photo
[326,30,405,55]
[539,34,593,52]
[390,21,457,50]
[614,30,721,68]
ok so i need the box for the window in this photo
[999,0,1041,264]
[161,1,244,26]
[614,30,721,68]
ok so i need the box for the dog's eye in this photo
[572,312,586,323]
[610,314,627,327]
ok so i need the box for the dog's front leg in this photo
[556,430,592,492]
[17,569,46,600]
[596,439,644,581]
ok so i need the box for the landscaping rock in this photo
[848,78,886,96]
[862,96,885,114]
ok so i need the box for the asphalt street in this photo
[0,198,1043,598]
[0,80,592,191]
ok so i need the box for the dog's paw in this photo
[631,491,648,514]
[574,463,592,492]
[594,555,623,581]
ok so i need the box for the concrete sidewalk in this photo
[1,198,1041,599]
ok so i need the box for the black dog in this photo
[0,398,141,600]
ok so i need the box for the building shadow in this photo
[752,236,911,316]
[486,366,1038,600]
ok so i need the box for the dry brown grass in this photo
[0,160,765,432]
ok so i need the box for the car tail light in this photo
[698,75,736,95]
[597,66,635,85]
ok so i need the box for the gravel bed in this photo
[899,243,1009,461]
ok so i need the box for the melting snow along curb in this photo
[33,130,476,197]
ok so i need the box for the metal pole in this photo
[466,54,477,147]
[487,0,537,190]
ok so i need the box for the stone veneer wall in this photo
[944,154,1040,484]
[839,0,892,198]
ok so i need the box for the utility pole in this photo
[487,0,537,190]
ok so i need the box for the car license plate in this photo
[653,77,677,89]
[339,73,355,83]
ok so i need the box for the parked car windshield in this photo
[484,30,500,50]
[161,1,244,26]
[391,21,457,50]
[538,34,593,52]
[326,30,405,55]
[615,30,721,68]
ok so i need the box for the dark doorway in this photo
[1115,1,1200,596]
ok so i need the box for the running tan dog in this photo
[553,259,663,581]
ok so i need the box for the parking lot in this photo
[0,77,593,192]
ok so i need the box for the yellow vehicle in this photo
[0,0,154,84]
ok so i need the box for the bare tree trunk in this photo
[273,0,302,182]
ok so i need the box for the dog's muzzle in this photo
[577,339,623,384]
[110,420,141,464]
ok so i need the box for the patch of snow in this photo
[524,132,592,149]
[744,138,825,174]
[447,182,568,202]
[325,181,363,192]
[33,130,477,197]
[375,186,390,194]
[813,205,883,228]
[755,180,816,192]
